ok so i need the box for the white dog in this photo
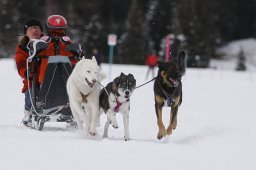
[67,56,106,136]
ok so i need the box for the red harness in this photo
[114,99,122,112]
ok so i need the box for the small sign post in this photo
[108,34,117,80]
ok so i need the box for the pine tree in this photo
[117,0,149,64]
[235,48,247,71]
[178,0,218,67]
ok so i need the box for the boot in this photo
[22,110,32,127]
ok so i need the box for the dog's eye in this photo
[87,70,91,73]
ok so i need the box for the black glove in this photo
[26,42,34,56]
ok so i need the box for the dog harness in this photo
[80,92,90,103]
[114,99,122,112]
[114,97,129,112]
[157,77,180,107]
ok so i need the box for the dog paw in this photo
[90,131,97,136]
[112,122,119,129]
[124,136,131,141]
[172,123,177,130]
[157,134,165,140]
[167,127,173,135]
[157,129,167,140]
[112,124,119,129]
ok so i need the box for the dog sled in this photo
[26,39,81,130]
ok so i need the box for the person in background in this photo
[92,48,104,66]
[145,53,158,79]
[15,18,44,126]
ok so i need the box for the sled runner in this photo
[26,39,81,130]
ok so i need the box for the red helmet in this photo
[46,15,67,37]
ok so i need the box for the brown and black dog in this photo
[153,51,186,139]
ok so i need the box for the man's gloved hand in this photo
[26,41,35,56]
[60,36,72,44]
[40,36,51,43]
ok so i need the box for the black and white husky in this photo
[99,72,136,141]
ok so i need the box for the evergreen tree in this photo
[235,47,247,71]
[0,0,255,67]
[178,0,218,67]
[117,0,149,64]
[150,0,172,53]
[216,0,255,41]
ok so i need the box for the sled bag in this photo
[37,56,72,114]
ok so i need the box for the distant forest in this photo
[0,0,255,67]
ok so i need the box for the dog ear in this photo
[157,61,165,70]
[120,72,126,77]
[128,74,136,85]
[91,56,97,64]
[177,51,186,76]
[127,73,134,79]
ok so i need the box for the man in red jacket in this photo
[145,53,158,79]
[15,18,44,126]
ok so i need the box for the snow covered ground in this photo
[0,57,255,170]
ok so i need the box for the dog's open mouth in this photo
[169,77,179,87]
[85,78,95,88]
